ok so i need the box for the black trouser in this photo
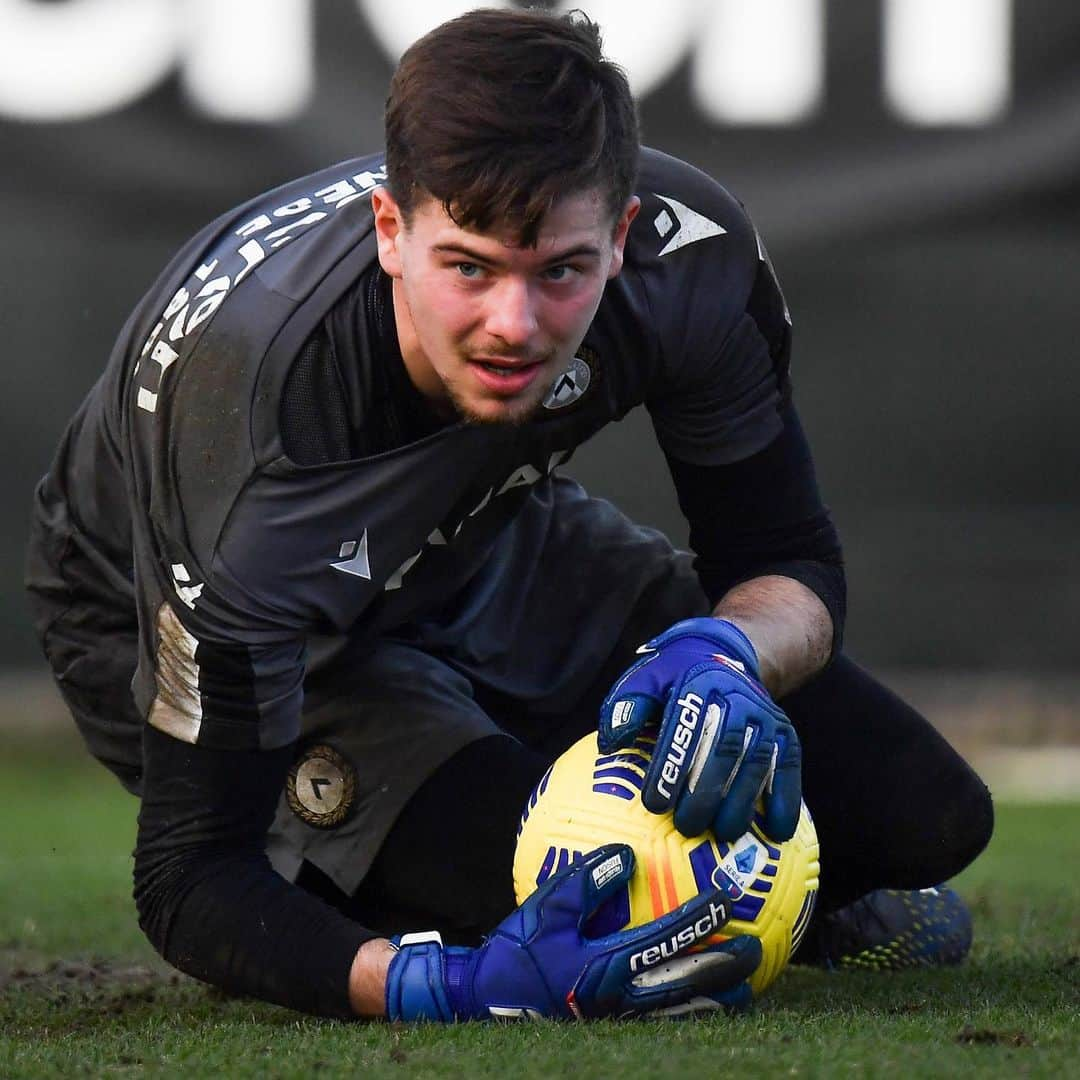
[298,654,994,944]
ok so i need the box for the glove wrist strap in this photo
[668,616,760,678]
[710,618,759,675]
[385,932,456,1022]
[442,948,478,1018]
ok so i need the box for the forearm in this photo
[666,400,847,667]
[135,725,374,1018]
[349,939,395,1015]
[713,573,833,700]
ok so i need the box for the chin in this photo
[453,391,545,428]
[459,400,541,428]
[440,374,545,427]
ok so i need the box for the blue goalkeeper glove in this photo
[598,617,801,843]
[385,844,761,1022]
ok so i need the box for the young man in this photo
[26,10,992,1020]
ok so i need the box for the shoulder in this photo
[626,147,758,275]
[129,156,388,565]
[620,147,763,335]
[134,150,388,366]
[140,150,390,417]
[613,148,765,361]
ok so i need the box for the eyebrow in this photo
[431,242,603,266]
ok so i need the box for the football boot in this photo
[801,885,973,970]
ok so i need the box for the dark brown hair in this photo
[384,7,639,246]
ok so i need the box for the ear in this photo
[372,187,405,278]
[607,196,641,279]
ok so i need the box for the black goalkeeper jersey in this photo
[32,147,802,761]
[27,146,848,1017]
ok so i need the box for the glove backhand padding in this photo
[599,617,802,842]
[386,844,761,1021]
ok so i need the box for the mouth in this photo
[476,358,535,373]
[467,356,546,395]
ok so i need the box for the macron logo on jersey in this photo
[652,195,726,257]
[331,531,371,579]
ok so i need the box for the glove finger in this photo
[594,882,734,957]
[532,844,636,937]
[570,885,730,1010]
[699,730,775,842]
[598,691,664,751]
[663,691,753,837]
[572,884,737,1017]
[761,728,802,841]
[640,680,721,815]
[578,845,638,921]
[659,980,756,1017]
[598,643,696,751]
[643,982,754,1018]
[632,934,762,1016]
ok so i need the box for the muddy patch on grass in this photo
[1,956,180,995]
[1,953,305,1036]
[955,1025,1034,1048]
[0,953,191,1024]
[1,954,198,1037]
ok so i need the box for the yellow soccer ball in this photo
[513,732,821,997]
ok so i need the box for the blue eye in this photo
[457,262,482,278]
[543,264,580,282]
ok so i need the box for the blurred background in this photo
[1,0,1076,793]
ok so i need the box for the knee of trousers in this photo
[950,771,995,871]
[901,766,995,886]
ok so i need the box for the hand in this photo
[598,617,801,842]
[385,845,761,1021]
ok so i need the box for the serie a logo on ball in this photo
[513,733,821,997]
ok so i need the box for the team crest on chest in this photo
[543,347,597,410]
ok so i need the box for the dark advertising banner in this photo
[3,1,1077,670]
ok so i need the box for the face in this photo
[372,186,639,425]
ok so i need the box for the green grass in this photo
[1,740,1077,1078]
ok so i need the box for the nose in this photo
[484,276,538,348]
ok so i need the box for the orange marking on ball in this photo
[644,851,666,919]
[660,848,680,913]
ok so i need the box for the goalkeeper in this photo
[25,8,992,1019]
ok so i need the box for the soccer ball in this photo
[513,732,820,997]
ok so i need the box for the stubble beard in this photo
[446,377,549,428]
[446,347,562,428]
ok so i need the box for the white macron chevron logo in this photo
[653,195,726,257]
[331,530,371,579]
